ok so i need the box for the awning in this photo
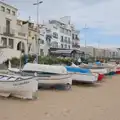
[50,49,83,54]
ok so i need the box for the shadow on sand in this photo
[72,81,102,88]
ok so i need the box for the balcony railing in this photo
[3,27,15,37]
[72,43,80,48]
[73,37,80,41]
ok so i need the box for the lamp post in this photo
[83,24,88,60]
[33,0,43,63]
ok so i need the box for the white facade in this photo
[0,1,80,57]
[39,16,80,52]
[0,1,28,55]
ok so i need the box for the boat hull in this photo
[69,73,98,84]
[0,75,38,99]
[98,74,104,81]
[90,68,108,74]
[36,74,72,90]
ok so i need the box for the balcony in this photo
[72,37,80,41]
[72,34,80,41]
[3,27,15,37]
[72,43,80,48]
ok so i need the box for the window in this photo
[68,38,70,44]
[1,37,7,47]
[53,26,57,29]
[64,29,67,34]
[9,39,14,48]
[40,39,44,44]
[64,37,67,43]
[28,31,31,37]
[18,32,26,37]
[6,8,10,14]
[61,44,63,48]
[12,11,15,16]
[40,49,44,56]
[72,34,74,39]
[53,32,58,39]
[52,42,58,48]
[75,35,79,40]
[60,27,64,33]
[65,44,67,49]
[34,34,37,40]
[1,6,5,12]
[68,45,70,49]
[61,36,63,42]
[68,30,71,36]
[6,19,10,34]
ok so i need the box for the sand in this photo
[0,75,120,120]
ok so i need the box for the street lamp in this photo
[83,24,88,59]
[33,0,43,63]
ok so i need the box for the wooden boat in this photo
[8,63,72,90]
[0,74,38,99]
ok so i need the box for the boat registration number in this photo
[13,81,30,86]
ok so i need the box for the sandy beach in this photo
[0,75,120,120]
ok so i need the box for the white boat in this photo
[70,72,98,83]
[79,63,109,74]
[8,63,72,90]
[65,66,98,84]
[22,63,72,90]
[90,68,109,74]
[0,74,38,99]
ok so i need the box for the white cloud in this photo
[7,0,120,35]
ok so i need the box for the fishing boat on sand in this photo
[71,63,104,81]
[79,63,109,75]
[8,63,72,90]
[65,66,98,84]
[0,74,38,99]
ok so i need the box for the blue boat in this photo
[65,66,98,83]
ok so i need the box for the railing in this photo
[72,44,80,48]
[73,37,80,41]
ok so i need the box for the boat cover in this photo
[65,66,91,73]
[23,63,67,74]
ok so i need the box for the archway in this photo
[17,41,25,52]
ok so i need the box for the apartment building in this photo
[0,1,80,58]
[42,17,80,49]
[0,1,28,54]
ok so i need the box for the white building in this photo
[0,1,28,54]
[0,1,80,60]
[39,16,80,55]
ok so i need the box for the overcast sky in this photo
[4,0,120,48]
